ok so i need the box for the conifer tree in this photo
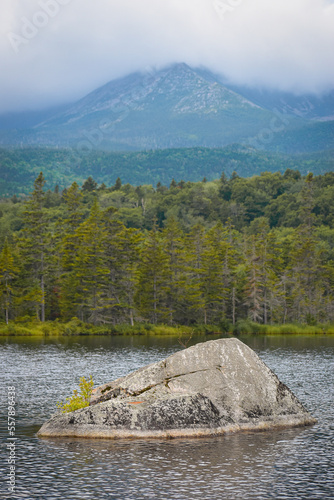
[114,226,142,325]
[99,207,141,325]
[1,170,334,328]
[20,172,49,321]
[200,223,231,324]
[114,177,122,191]
[185,224,206,323]
[136,220,169,323]
[59,182,84,320]
[82,176,97,192]
[162,217,187,324]
[223,219,242,325]
[0,238,18,324]
[244,235,263,323]
[243,218,280,323]
[288,225,324,323]
[71,200,110,323]
[288,173,324,322]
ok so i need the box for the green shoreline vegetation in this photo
[0,318,333,337]
[1,169,334,333]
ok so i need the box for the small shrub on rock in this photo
[57,376,94,413]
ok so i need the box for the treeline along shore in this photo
[1,169,334,336]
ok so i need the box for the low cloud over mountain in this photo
[1,0,334,113]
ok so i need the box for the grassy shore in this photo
[0,318,333,337]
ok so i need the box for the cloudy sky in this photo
[1,0,334,114]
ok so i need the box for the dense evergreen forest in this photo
[1,145,334,196]
[1,169,334,330]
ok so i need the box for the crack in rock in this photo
[38,338,317,439]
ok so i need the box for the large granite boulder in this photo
[38,338,316,439]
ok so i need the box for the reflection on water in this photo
[1,334,333,499]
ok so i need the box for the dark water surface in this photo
[1,334,333,499]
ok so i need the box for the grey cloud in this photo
[0,0,334,113]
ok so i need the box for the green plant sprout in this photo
[57,375,94,413]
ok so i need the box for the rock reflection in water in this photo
[0,334,333,499]
[28,428,321,499]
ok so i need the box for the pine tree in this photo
[243,218,280,324]
[287,174,324,323]
[162,217,187,325]
[136,221,169,323]
[82,176,97,192]
[100,207,141,325]
[20,173,49,321]
[115,226,142,325]
[288,225,324,323]
[185,224,206,324]
[244,235,263,323]
[58,182,84,320]
[0,238,18,324]
[223,219,242,325]
[113,177,122,191]
[200,223,232,324]
[70,200,110,324]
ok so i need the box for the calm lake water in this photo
[0,334,333,499]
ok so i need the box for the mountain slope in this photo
[37,63,282,150]
[0,63,333,153]
[218,82,334,120]
[0,64,301,151]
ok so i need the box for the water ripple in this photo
[0,334,333,499]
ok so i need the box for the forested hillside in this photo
[1,170,334,328]
[0,146,334,197]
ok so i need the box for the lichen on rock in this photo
[37,338,316,439]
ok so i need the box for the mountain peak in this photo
[1,63,333,153]
[38,62,249,128]
[165,62,192,72]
